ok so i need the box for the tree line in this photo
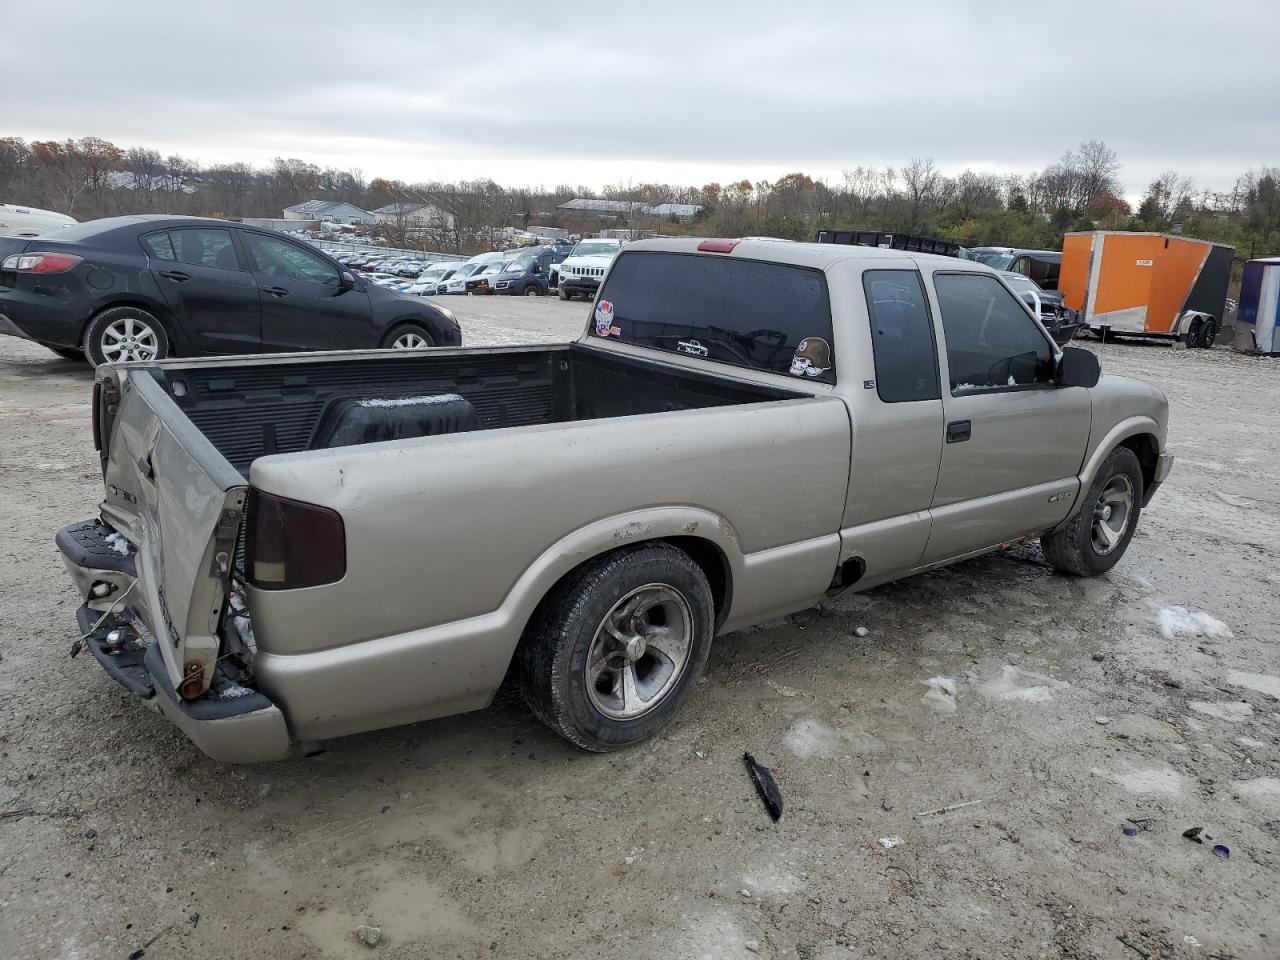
[1,135,1277,258]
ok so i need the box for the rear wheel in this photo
[383,324,435,350]
[517,543,714,751]
[1041,446,1143,577]
[83,307,169,367]
[1184,319,1203,349]
[1201,318,1218,348]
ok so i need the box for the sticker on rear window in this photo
[789,337,832,378]
[594,300,615,336]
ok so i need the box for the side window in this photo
[863,270,939,402]
[141,232,175,261]
[933,272,1055,392]
[170,229,239,270]
[243,234,339,285]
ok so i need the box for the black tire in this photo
[1184,319,1203,349]
[83,307,170,367]
[1041,446,1144,577]
[517,543,715,751]
[382,323,435,350]
[558,287,571,301]
[524,284,541,297]
[1201,318,1218,348]
[46,346,86,362]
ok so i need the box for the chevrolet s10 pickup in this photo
[57,237,1173,762]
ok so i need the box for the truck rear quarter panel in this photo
[246,397,851,741]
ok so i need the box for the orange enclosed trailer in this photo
[1059,231,1234,347]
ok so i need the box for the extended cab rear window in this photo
[592,251,836,383]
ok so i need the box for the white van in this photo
[0,203,77,238]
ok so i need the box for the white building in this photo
[372,202,456,231]
[283,200,374,224]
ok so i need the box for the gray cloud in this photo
[6,0,1277,196]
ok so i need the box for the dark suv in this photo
[0,215,461,365]
[492,246,567,296]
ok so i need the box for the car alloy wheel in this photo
[525,285,540,297]
[392,332,430,349]
[584,583,694,720]
[100,316,161,362]
[1091,473,1134,556]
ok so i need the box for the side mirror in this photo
[532,263,542,274]
[1056,346,1100,388]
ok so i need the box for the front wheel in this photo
[524,284,541,297]
[1041,446,1144,576]
[517,543,715,751]
[83,307,169,367]
[383,324,435,350]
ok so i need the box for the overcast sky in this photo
[7,1,1277,202]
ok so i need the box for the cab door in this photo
[920,269,1091,563]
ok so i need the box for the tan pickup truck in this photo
[57,238,1173,762]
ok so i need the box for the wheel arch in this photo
[506,509,742,668]
[1078,416,1162,500]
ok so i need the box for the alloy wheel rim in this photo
[100,317,159,362]
[393,332,429,349]
[585,583,693,720]
[1092,473,1134,556]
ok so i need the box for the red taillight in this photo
[696,239,741,253]
[245,489,346,590]
[0,252,83,273]
[91,381,102,451]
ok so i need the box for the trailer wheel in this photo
[1040,446,1143,577]
[1201,318,1218,348]
[1184,319,1203,349]
[517,542,714,751]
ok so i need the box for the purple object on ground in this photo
[1212,844,1230,859]
[1122,826,1139,836]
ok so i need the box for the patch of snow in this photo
[878,836,903,849]
[1237,737,1267,749]
[102,532,131,556]
[979,665,1067,703]
[953,382,981,393]
[1113,767,1185,794]
[921,676,957,713]
[765,678,803,698]
[358,394,460,408]
[219,682,255,700]
[1007,375,1017,386]
[1155,606,1231,640]
[1225,670,1280,700]
[783,719,845,758]
[1189,700,1253,722]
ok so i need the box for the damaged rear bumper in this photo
[57,519,293,764]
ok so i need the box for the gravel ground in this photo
[1,297,1278,960]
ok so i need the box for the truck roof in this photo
[625,237,973,271]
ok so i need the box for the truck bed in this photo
[148,343,798,476]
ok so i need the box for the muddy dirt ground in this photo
[1,298,1278,960]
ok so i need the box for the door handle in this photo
[262,286,289,298]
[946,419,972,443]
[158,270,189,282]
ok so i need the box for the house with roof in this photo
[371,201,456,231]
[282,200,374,224]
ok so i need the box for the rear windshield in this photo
[591,251,835,383]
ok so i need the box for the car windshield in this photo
[456,263,484,278]
[973,251,1016,270]
[506,258,533,272]
[480,263,506,275]
[570,241,619,257]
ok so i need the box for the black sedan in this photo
[0,216,461,365]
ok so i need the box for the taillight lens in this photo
[245,489,346,590]
[1,252,83,273]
